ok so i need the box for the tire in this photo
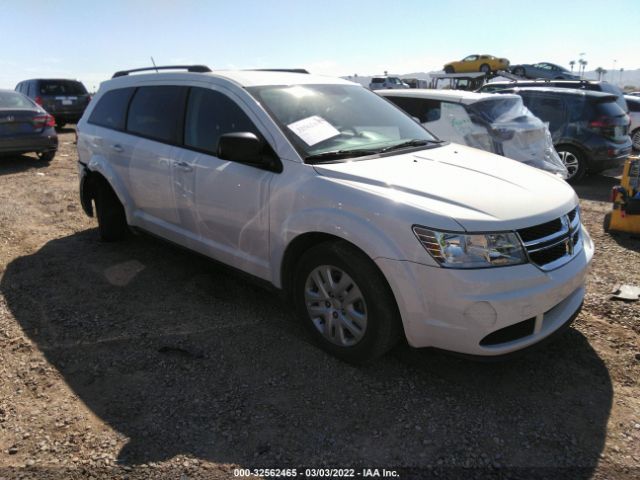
[513,67,525,76]
[603,212,611,233]
[444,66,454,74]
[480,64,491,74]
[556,145,587,183]
[293,241,402,364]
[632,128,640,151]
[37,150,56,162]
[94,181,128,242]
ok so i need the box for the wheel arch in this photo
[80,157,132,221]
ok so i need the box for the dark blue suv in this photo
[496,87,631,182]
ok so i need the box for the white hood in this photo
[313,143,577,231]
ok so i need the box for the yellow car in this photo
[444,54,510,74]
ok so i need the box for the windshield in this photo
[0,91,35,109]
[247,84,438,161]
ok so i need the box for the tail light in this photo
[589,116,611,128]
[34,96,43,106]
[33,114,55,129]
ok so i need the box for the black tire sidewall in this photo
[95,183,128,241]
[292,241,400,363]
[480,64,490,73]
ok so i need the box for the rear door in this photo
[124,85,188,236]
[519,93,568,141]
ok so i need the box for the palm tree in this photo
[595,67,606,80]
[569,60,575,73]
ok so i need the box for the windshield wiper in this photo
[379,139,443,153]
[305,148,380,163]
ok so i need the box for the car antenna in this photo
[150,56,159,73]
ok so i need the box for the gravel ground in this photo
[0,129,639,480]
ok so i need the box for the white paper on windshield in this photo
[287,116,340,146]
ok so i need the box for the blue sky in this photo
[1,0,638,90]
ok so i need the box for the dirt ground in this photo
[0,128,639,480]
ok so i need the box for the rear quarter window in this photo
[88,88,135,130]
[126,86,188,143]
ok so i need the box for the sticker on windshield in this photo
[287,115,340,146]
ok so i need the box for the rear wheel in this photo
[94,181,128,241]
[556,145,587,183]
[444,66,454,74]
[37,150,56,163]
[293,241,401,363]
[480,63,491,74]
[632,128,640,151]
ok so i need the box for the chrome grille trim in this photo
[517,207,581,271]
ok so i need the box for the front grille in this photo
[518,218,562,243]
[517,207,582,271]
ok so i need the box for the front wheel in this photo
[556,146,587,183]
[293,241,401,363]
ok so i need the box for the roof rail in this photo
[249,68,310,74]
[112,65,212,78]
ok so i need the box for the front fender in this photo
[270,207,432,288]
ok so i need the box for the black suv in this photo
[15,79,91,128]
[479,80,628,113]
[496,87,631,182]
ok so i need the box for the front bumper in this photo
[376,228,594,356]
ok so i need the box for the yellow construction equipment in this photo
[604,156,640,235]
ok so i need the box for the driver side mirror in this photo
[217,132,281,173]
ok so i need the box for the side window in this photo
[525,95,567,134]
[385,97,442,123]
[27,82,35,97]
[88,87,135,130]
[184,88,261,155]
[127,86,188,144]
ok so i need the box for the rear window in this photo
[0,91,35,109]
[371,78,385,84]
[88,88,135,130]
[126,86,188,143]
[39,80,87,96]
[590,99,626,118]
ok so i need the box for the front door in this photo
[171,86,275,279]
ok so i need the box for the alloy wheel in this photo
[633,130,640,151]
[304,265,367,347]
[558,150,580,179]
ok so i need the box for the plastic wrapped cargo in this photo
[439,96,568,177]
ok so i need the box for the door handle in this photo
[173,161,193,172]
[111,144,124,153]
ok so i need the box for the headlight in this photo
[413,226,527,268]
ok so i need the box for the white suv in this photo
[77,65,594,363]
